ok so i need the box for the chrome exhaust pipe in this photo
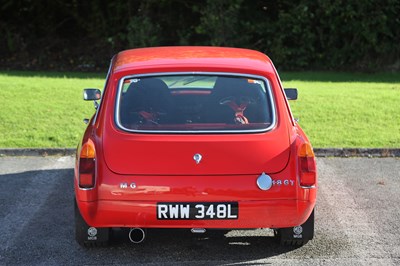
[128,228,146,244]
[191,228,206,234]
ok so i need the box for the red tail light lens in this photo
[79,139,96,188]
[298,143,316,187]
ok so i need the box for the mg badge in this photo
[87,227,98,241]
[293,225,303,238]
[293,226,303,235]
[193,153,202,164]
[120,182,136,189]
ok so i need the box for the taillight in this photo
[79,139,96,188]
[298,143,316,187]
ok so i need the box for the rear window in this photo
[115,74,275,133]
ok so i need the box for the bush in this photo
[0,0,399,72]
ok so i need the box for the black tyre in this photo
[274,209,314,246]
[74,199,110,247]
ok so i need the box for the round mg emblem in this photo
[193,153,202,164]
[88,227,97,237]
[293,226,303,235]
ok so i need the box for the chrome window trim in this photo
[114,72,277,134]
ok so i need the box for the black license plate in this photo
[157,202,238,220]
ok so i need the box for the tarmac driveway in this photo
[0,156,399,265]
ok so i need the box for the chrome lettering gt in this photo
[273,179,295,186]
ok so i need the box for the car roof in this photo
[112,46,276,75]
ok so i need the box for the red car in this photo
[75,47,317,247]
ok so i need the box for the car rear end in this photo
[74,47,317,246]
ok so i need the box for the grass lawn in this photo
[281,72,400,148]
[0,71,399,148]
[0,71,104,148]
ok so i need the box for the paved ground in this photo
[0,156,399,265]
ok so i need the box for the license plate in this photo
[157,202,238,220]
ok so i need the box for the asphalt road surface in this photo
[0,156,399,265]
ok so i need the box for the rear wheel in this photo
[274,209,314,246]
[74,199,110,247]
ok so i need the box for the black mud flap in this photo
[74,199,110,247]
[275,209,314,246]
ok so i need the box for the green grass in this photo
[281,72,400,148]
[0,71,399,148]
[0,71,104,148]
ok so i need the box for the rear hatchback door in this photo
[103,73,291,175]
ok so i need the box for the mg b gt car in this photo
[75,47,317,246]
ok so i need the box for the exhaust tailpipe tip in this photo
[191,228,206,234]
[129,228,146,244]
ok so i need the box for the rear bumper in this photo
[78,199,315,229]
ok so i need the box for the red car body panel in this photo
[102,127,291,175]
[75,46,317,230]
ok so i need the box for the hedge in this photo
[1,0,399,71]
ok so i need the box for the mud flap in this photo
[75,200,110,247]
[275,209,314,246]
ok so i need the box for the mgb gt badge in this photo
[193,153,202,164]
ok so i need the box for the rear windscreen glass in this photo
[116,74,275,133]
